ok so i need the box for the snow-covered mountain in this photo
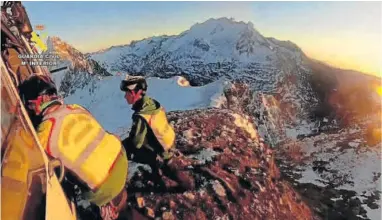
[90,17,317,123]
[91,18,305,79]
[45,36,110,76]
[48,17,380,220]
[44,36,111,97]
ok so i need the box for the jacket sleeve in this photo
[122,115,147,150]
[36,120,54,155]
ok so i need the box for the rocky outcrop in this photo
[276,125,381,220]
[122,108,314,220]
[46,36,111,76]
[46,36,112,97]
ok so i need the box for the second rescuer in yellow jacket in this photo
[120,75,195,191]
[18,75,128,220]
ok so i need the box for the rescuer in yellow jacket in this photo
[120,75,194,191]
[18,75,128,220]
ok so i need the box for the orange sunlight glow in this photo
[376,86,382,97]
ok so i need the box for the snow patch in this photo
[362,204,382,220]
[64,75,228,138]
[296,168,327,187]
[285,122,315,140]
[128,161,151,181]
[188,148,220,165]
[348,142,360,148]
[293,129,382,219]
[183,129,194,141]
[51,69,67,92]
[330,195,343,202]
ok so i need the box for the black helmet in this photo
[18,75,57,104]
[120,75,147,93]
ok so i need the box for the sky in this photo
[23,1,381,77]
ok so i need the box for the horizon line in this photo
[44,15,380,78]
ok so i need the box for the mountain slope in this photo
[90,17,380,144]
[132,108,314,220]
[45,36,112,98]
[90,18,307,88]
[276,125,381,220]
[90,18,317,125]
[77,108,316,220]
[220,79,381,220]
[48,17,381,220]
[60,75,229,136]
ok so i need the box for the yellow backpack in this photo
[138,107,175,151]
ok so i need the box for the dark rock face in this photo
[58,70,98,97]
[306,59,381,126]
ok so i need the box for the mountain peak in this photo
[90,16,308,78]
[202,17,238,25]
[199,17,251,27]
[189,17,257,33]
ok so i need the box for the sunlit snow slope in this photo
[59,75,229,137]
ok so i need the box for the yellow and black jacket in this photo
[37,103,128,206]
[122,96,175,160]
